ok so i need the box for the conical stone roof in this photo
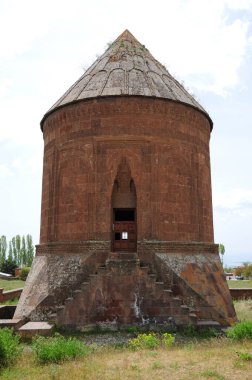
[43,30,211,125]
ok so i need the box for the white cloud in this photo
[213,188,252,215]
[0,164,13,179]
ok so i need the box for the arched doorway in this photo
[111,158,137,252]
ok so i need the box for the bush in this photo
[33,334,90,364]
[162,332,175,348]
[19,267,30,281]
[128,332,175,351]
[0,259,18,276]
[226,321,252,340]
[128,333,160,350]
[0,328,21,367]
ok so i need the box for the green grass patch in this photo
[200,369,224,379]
[226,320,252,340]
[0,279,25,291]
[0,297,19,306]
[228,280,252,288]
[32,333,90,364]
[0,328,21,367]
[236,351,252,361]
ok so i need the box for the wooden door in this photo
[113,209,136,252]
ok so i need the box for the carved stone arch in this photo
[111,157,137,209]
[107,150,141,198]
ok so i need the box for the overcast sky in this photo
[0,0,252,266]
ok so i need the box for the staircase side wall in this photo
[14,242,109,320]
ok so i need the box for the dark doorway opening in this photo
[113,208,136,252]
[114,209,135,221]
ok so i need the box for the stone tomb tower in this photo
[15,30,236,328]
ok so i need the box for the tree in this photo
[15,235,21,266]
[26,234,34,266]
[243,264,252,279]
[8,241,13,261]
[218,243,225,265]
[12,237,17,264]
[20,235,27,267]
[234,267,243,276]
[0,236,7,264]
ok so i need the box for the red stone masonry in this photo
[40,96,213,246]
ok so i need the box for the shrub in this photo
[32,333,90,364]
[181,324,219,339]
[128,333,160,350]
[0,259,18,276]
[226,321,252,340]
[162,332,175,348]
[19,267,30,281]
[0,328,21,367]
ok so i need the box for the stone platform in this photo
[0,318,25,330]
[18,322,54,338]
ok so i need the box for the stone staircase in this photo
[47,252,199,329]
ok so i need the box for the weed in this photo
[201,369,224,379]
[128,332,175,351]
[128,333,160,350]
[152,360,165,369]
[181,324,219,339]
[170,361,180,370]
[0,328,21,367]
[148,351,158,357]
[162,332,175,348]
[19,267,30,281]
[236,351,252,361]
[130,363,139,371]
[32,333,90,364]
[127,325,144,335]
[226,320,252,340]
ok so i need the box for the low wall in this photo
[0,288,23,303]
[230,288,252,300]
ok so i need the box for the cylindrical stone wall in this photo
[40,96,213,244]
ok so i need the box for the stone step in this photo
[155,282,164,291]
[163,289,173,294]
[81,282,89,289]
[65,297,73,303]
[180,305,190,314]
[56,305,65,311]
[48,313,57,320]
[140,266,149,274]
[197,320,221,328]
[18,321,54,338]
[0,318,25,330]
[73,289,82,295]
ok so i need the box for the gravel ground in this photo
[82,332,133,347]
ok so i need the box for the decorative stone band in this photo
[36,240,218,256]
[36,240,111,256]
[138,241,219,254]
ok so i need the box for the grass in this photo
[0,298,19,306]
[0,279,25,291]
[227,321,252,340]
[228,280,252,289]
[0,297,250,379]
[234,299,252,322]
[0,339,251,379]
